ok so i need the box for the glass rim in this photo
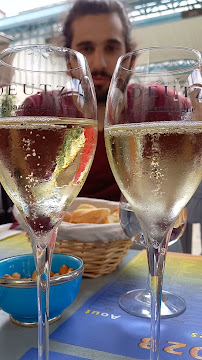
[117,46,202,75]
[0,44,86,74]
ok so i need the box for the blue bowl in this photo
[0,253,83,326]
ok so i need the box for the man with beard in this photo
[63,0,134,200]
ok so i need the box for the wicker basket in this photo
[54,238,133,278]
[13,198,133,278]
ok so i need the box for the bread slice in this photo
[77,204,97,210]
[70,208,111,224]
[173,208,187,228]
[107,208,120,223]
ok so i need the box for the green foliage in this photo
[0,90,16,117]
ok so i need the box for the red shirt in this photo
[79,129,120,201]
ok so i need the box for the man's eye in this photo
[79,46,93,54]
[105,45,119,53]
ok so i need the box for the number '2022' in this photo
[139,338,202,358]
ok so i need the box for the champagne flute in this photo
[0,45,97,360]
[119,194,187,318]
[104,47,202,360]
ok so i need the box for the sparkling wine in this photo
[105,121,202,241]
[0,117,97,245]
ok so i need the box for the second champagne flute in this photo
[0,45,97,360]
[104,47,202,360]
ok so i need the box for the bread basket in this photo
[13,198,133,278]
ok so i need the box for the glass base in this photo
[119,289,186,319]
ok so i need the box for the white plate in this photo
[0,223,22,241]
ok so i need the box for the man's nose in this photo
[92,48,107,70]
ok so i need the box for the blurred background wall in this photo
[0,0,201,53]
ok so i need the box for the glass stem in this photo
[147,238,167,360]
[146,272,150,293]
[36,245,50,360]
[32,230,57,360]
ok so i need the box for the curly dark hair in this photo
[63,0,133,52]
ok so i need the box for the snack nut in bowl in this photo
[0,253,83,326]
[55,198,133,278]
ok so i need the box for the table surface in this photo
[0,232,200,360]
[0,233,140,360]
